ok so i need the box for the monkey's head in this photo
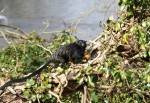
[76,40,87,49]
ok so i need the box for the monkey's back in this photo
[49,42,85,64]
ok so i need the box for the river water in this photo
[0,0,118,48]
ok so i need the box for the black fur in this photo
[0,40,87,91]
[50,40,86,64]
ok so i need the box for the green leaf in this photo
[26,78,35,88]
[142,21,147,27]
[88,76,95,87]
[31,95,37,102]
[91,92,99,103]
[23,90,31,98]
[115,22,121,32]
[147,75,150,82]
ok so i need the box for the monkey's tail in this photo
[0,59,52,91]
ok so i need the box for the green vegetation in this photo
[0,0,150,103]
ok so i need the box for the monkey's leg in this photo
[54,57,67,67]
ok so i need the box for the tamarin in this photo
[0,40,87,91]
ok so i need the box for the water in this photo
[0,0,118,48]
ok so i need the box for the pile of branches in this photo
[0,18,149,103]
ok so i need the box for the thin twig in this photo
[83,86,87,103]
[48,90,62,103]
[0,31,11,44]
